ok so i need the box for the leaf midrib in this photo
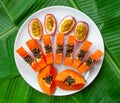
[71,96,80,103]
[0,0,14,22]
[105,50,120,75]
[0,25,17,38]
[68,0,81,10]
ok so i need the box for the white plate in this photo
[14,6,104,96]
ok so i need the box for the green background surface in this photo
[0,0,120,103]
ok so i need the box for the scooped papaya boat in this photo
[55,33,64,64]
[77,49,103,74]
[43,34,54,64]
[72,40,92,69]
[37,65,57,95]
[16,46,41,72]
[55,69,85,90]
[64,35,75,66]
[26,39,47,69]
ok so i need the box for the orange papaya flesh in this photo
[26,39,47,69]
[64,35,75,66]
[77,49,103,74]
[43,34,54,64]
[37,65,57,95]
[72,40,92,69]
[16,46,40,72]
[55,33,64,64]
[55,69,85,90]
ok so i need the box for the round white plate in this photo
[14,6,104,96]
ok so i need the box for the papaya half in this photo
[37,65,57,95]
[55,69,85,90]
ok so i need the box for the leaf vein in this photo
[0,0,14,22]
[106,50,120,74]
[71,96,80,103]
[0,25,17,39]
[68,0,81,10]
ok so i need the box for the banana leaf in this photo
[0,0,120,103]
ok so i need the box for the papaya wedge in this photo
[72,40,92,69]
[16,46,41,72]
[26,39,47,69]
[37,65,57,95]
[77,49,103,74]
[55,69,85,90]
[55,33,64,64]
[64,35,75,66]
[43,34,54,64]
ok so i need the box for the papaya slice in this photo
[59,16,76,35]
[74,21,89,42]
[77,49,103,74]
[55,33,64,64]
[64,35,75,66]
[26,39,47,69]
[28,18,43,40]
[37,65,57,95]
[72,40,92,69]
[43,34,54,64]
[44,14,57,35]
[16,46,41,72]
[55,69,85,90]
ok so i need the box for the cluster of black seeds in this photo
[44,44,52,53]
[86,58,95,66]
[32,48,42,58]
[56,44,63,53]
[77,50,87,60]
[64,75,76,86]
[23,55,34,65]
[43,75,53,84]
[65,44,74,57]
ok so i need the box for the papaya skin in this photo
[64,36,75,66]
[37,65,57,95]
[26,39,47,69]
[72,40,92,69]
[55,69,85,90]
[55,33,64,64]
[43,34,54,64]
[77,49,103,74]
[16,46,41,72]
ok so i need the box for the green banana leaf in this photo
[0,0,120,103]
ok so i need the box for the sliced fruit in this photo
[55,69,85,90]
[64,35,75,66]
[58,16,76,35]
[44,14,57,35]
[72,40,92,69]
[43,34,54,64]
[26,39,47,69]
[16,46,41,72]
[37,65,57,95]
[55,33,64,64]
[28,18,43,40]
[74,21,89,42]
[77,49,103,74]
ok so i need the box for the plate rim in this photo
[14,5,104,96]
